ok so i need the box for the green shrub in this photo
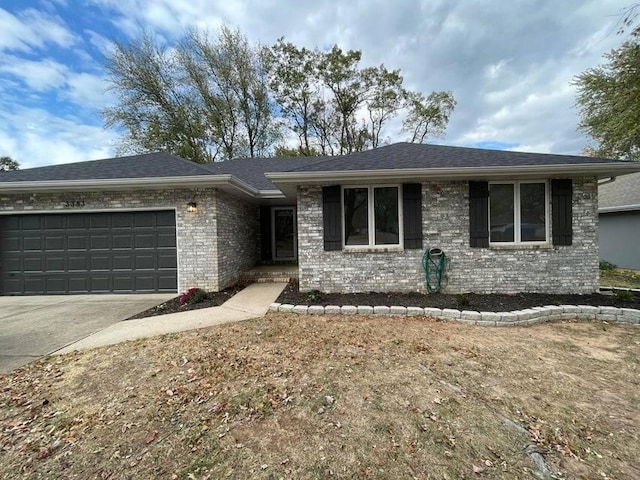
[600,260,617,271]
[614,289,633,302]
[456,293,470,307]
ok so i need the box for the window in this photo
[343,185,402,247]
[489,181,548,244]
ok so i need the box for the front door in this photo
[272,207,297,261]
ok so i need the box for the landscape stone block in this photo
[407,306,425,316]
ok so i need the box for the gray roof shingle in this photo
[599,172,640,210]
[0,143,633,193]
[202,156,330,190]
[0,152,213,182]
[285,142,624,173]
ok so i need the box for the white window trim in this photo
[488,180,550,246]
[341,184,404,249]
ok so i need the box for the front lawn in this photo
[1,315,638,479]
[600,267,640,289]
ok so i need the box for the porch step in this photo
[240,267,298,284]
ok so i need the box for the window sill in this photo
[488,243,553,250]
[343,246,404,253]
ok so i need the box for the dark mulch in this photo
[128,284,246,320]
[276,280,640,312]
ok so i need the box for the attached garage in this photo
[0,210,177,295]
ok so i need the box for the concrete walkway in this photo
[55,283,286,354]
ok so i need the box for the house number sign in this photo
[63,200,86,208]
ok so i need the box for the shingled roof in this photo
[285,142,624,172]
[0,152,212,182]
[1,143,638,195]
[599,172,640,212]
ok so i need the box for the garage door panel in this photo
[23,257,43,272]
[46,236,65,250]
[91,256,111,271]
[156,211,176,226]
[135,276,155,291]
[113,277,133,291]
[68,256,88,271]
[68,236,87,250]
[22,216,41,230]
[24,277,45,293]
[90,216,109,228]
[158,254,177,269]
[113,234,133,249]
[158,275,178,291]
[69,277,89,292]
[134,234,155,248]
[3,236,20,251]
[134,255,155,270]
[67,215,89,229]
[157,233,176,247]
[46,257,66,272]
[134,212,155,227]
[45,216,65,229]
[0,211,177,294]
[113,255,133,270]
[90,235,109,250]
[112,214,133,228]
[46,277,66,293]
[23,237,42,250]
[4,257,22,271]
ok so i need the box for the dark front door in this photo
[272,207,296,261]
[0,210,177,295]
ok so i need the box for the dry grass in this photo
[1,314,639,479]
[600,267,640,289]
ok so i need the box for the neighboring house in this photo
[0,143,638,296]
[598,171,640,270]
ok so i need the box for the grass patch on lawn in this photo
[1,315,639,479]
[600,267,640,289]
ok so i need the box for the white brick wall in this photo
[0,189,224,292]
[297,177,599,294]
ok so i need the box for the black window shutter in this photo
[259,206,272,261]
[552,179,573,246]
[322,185,342,251]
[469,181,489,248]
[402,183,423,249]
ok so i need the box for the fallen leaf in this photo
[145,431,158,444]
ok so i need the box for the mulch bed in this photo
[276,280,640,312]
[128,284,246,320]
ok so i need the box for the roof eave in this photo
[0,175,261,198]
[265,163,640,184]
[599,204,640,214]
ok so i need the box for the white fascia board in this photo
[599,204,640,214]
[0,174,260,198]
[265,162,640,184]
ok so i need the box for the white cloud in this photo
[0,105,115,168]
[0,55,68,91]
[0,7,76,53]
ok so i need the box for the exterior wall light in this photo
[187,202,198,213]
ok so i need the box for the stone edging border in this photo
[268,302,640,326]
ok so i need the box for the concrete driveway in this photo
[0,294,174,373]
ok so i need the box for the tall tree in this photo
[268,40,456,155]
[0,156,19,171]
[574,30,640,160]
[104,26,277,162]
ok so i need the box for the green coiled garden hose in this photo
[423,247,447,293]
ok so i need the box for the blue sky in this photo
[0,0,630,168]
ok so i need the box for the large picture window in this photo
[343,186,402,247]
[489,181,548,244]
